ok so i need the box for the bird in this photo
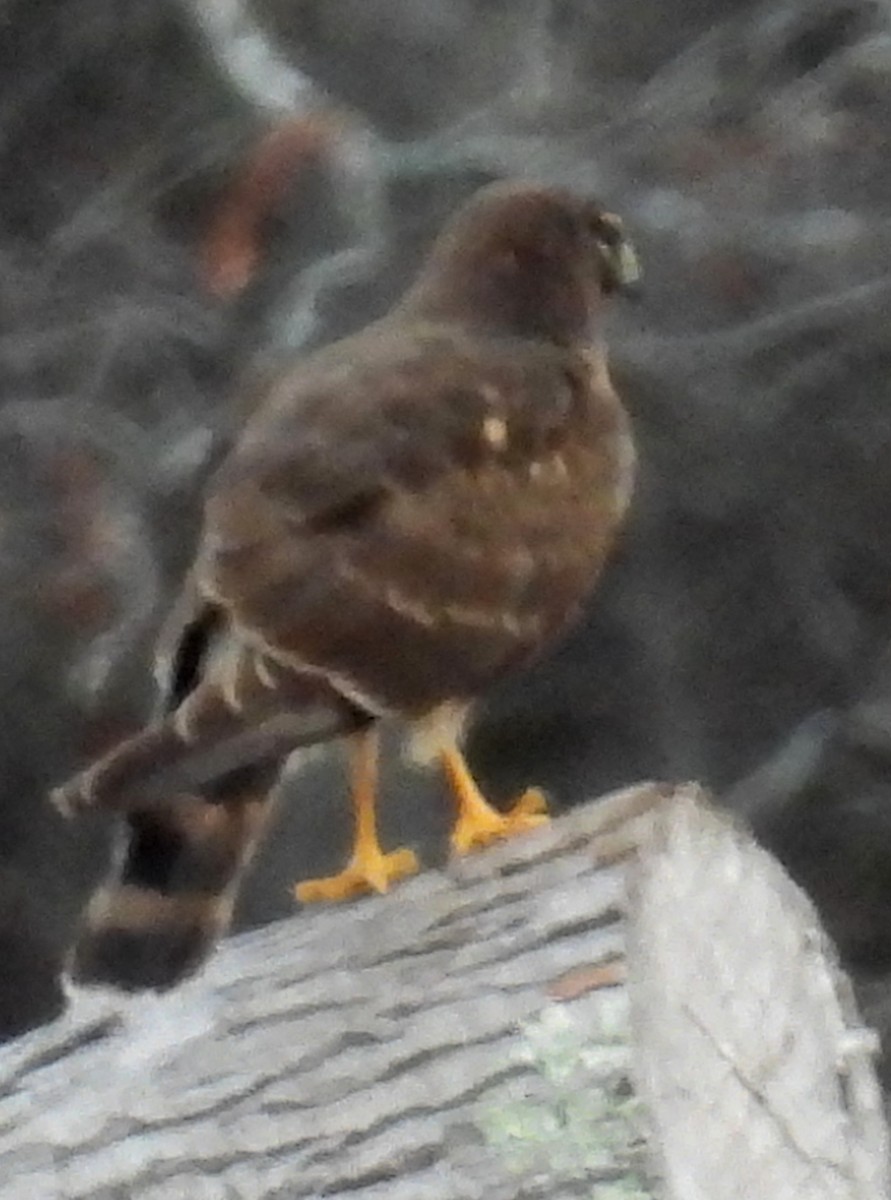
[52,179,640,991]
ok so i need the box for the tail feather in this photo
[53,600,369,820]
[51,701,355,818]
[67,766,279,992]
[55,601,371,991]
[68,887,234,993]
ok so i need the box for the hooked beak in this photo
[598,213,642,299]
[610,239,642,297]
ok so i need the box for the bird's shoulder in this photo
[212,318,611,512]
[194,319,627,641]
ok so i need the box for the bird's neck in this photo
[399,251,598,348]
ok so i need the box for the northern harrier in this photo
[53,180,640,990]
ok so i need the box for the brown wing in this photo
[198,321,633,716]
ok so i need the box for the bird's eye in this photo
[588,211,624,247]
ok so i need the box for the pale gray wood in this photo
[628,788,889,1200]
[0,783,885,1200]
[0,784,663,1200]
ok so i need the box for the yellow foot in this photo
[294,846,419,904]
[450,787,549,856]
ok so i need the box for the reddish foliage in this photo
[202,114,344,299]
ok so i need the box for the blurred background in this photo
[3,0,891,1057]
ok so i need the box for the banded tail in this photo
[56,603,366,991]
[67,764,279,991]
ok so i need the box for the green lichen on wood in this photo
[477,993,655,1197]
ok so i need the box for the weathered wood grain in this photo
[0,782,884,1200]
[0,784,661,1200]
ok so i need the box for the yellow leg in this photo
[441,744,549,856]
[294,729,419,903]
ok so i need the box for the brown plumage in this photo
[53,180,640,991]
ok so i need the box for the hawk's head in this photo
[404,181,640,344]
